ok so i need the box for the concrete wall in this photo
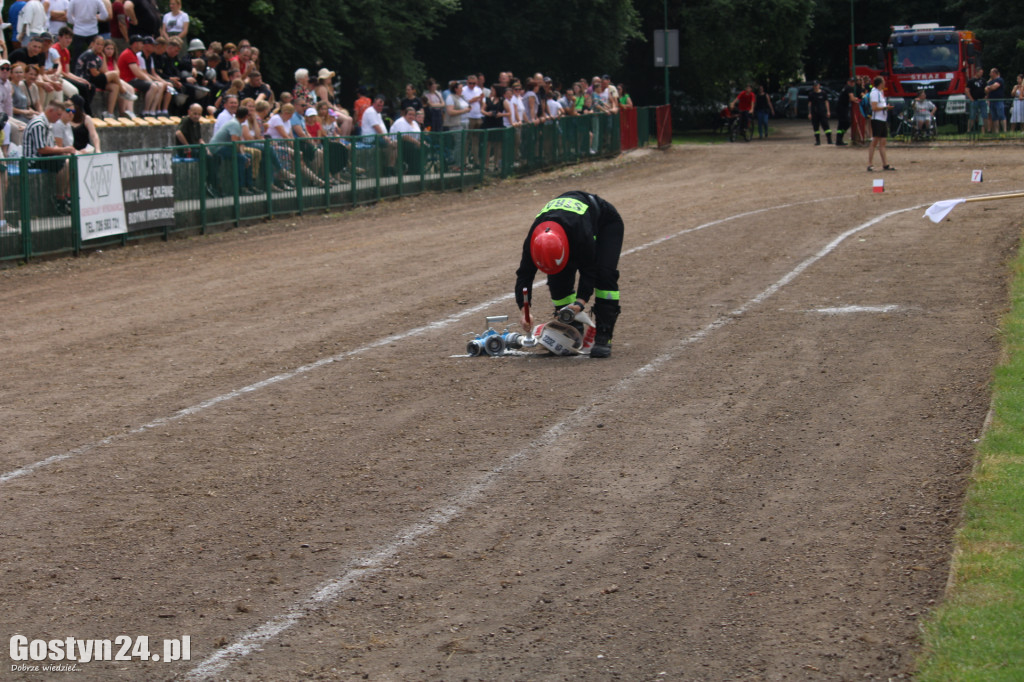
[94,119,215,152]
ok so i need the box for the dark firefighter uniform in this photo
[835,77,857,146]
[515,190,623,352]
[808,85,832,145]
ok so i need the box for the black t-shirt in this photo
[837,85,856,114]
[9,48,45,68]
[177,116,202,145]
[968,77,987,100]
[807,88,829,113]
[482,96,504,128]
[399,96,422,111]
[132,0,162,36]
[240,83,273,101]
[166,52,192,79]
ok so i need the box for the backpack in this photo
[860,89,872,117]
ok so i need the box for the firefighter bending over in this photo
[514,190,623,358]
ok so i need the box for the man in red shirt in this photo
[730,84,756,141]
[118,34,164,117]
[353,86,371,127]
[54,27,95,106]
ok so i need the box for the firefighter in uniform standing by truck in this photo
[835,76,857,146]
[807,81,832,145]
[515,190,623,358]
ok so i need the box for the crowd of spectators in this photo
[0,0,637,195]
[173,67,635,194]
[1,1,635,127]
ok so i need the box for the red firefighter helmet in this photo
[530,221,569,274]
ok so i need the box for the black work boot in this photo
[835,132,847,146]
[590,301,620,358]
[826,132,833,144]
[590,334,612,358]
[814,133,821,146]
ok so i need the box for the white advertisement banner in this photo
[77,153,127,241]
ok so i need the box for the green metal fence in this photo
[637,107,652,148]
[883,96,1024,143]
[1,112,632,262]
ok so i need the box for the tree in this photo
[621,0,813,108]
[953,0,1024,75]
[181,0,458,103]
[416,0,641,88]
[803,0,1024,82]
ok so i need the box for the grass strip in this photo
[917,229,1024,681]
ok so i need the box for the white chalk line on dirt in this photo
[1,197,840,487]
[812,304,902,315]
[184,201,924,680]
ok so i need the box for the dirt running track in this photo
[2,121,1021,681]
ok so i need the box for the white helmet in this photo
[536,320,583,355]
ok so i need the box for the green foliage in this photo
[181,0,456,104]
[249,0,275,17]
[804,0,1024,82]
[171,0,1024,115]
[678,0,813,97]
[417,0,641,88]
[181,0,638,106]
[618,0,813,116]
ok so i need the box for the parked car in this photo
[773,83,840,119]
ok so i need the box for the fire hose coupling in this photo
[556,301,594,326]
[466,315,537,356]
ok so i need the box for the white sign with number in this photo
[77,153,127,240]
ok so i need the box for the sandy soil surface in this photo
[1,120,1021,681]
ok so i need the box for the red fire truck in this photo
[850,24,982,113]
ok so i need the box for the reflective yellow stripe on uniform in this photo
[594,289,619,300]
[552,292,577,306]
[536,197,589,217]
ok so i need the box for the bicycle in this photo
[725,107,752,142]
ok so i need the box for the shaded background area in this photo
[150,0,1024,124]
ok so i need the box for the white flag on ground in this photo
[924,198,965,224]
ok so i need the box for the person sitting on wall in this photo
[22,98,75,212]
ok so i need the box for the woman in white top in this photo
[443,81,470,131]
[867,76,895,172]
[266,102,324,187]
[503,86,518,127]
[1010,74,1024,131]
[51,101,75,150]
[161,0,190,39]
[546,95,563,119]
[266,103,292,140]
[266,102,297,187]
[444,81,470,170]
[248,100,294,191]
